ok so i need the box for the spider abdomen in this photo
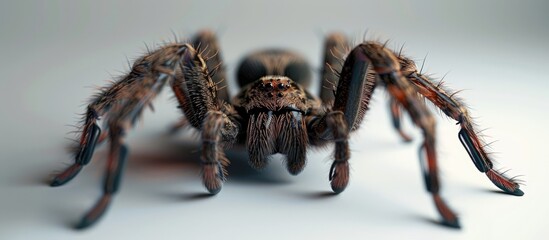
[236,49,311,87]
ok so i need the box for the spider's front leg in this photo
[330,42,460,228]
[53,42,238,228]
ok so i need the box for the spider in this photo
[50,30,523,229]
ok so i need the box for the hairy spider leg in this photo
[77,124,128,229]
[397,57,523,196]
[74,44,190,228]
[170,30,229,134]
[320,32,349,105]
[307,34,377,194]
[50,45,173,187]
[193,30,230,102]
[54,42,240,229]
[199,112,229,194]
[170,45,239,194]
[332,42,460,228]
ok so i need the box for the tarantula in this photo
[51,30,523,229]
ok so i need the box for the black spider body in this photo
[50,30,523,229]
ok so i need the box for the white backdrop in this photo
[1,1,547,239]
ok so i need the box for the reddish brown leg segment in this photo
[77,125,128,229]
[389,97,413,142]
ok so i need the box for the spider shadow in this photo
[302,191,339,199]
[43,129,295,229]
[125,132,290,180]
[126,132,291,199]
[485,189,515,195]
[414,215,462,230]
[224,148,292,186]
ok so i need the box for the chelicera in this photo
[51,30,523,229]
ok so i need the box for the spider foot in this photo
[329,161,349,194]
[441,218,461,229]
[202,162,224,195]
[433,194,460,229]
[75,194,112,229]
[50,164,83,187]
[486,169,524,196]
[396,129,413,143]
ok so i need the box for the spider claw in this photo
[328,161,337,181]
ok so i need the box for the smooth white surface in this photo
[1,1,547,239]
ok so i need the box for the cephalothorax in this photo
[51,30,523,229]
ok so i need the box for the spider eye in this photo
[264,82,274,90]
[237,58,267,87]
[284,61,311,87]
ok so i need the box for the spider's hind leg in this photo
[398,56,523,196]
